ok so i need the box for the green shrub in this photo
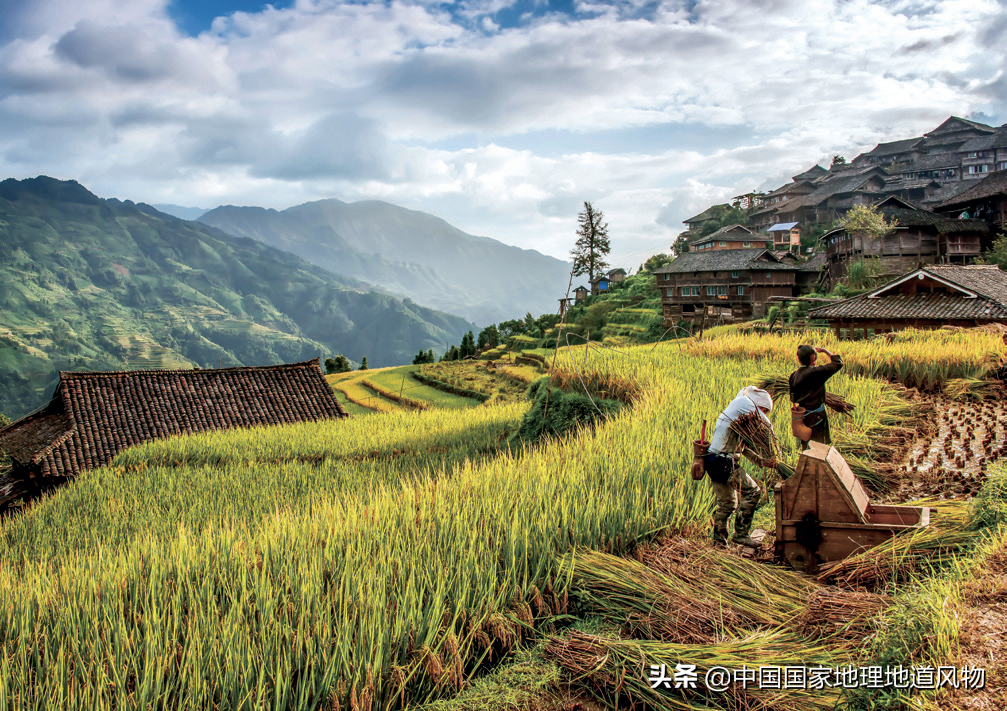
[509,377,623,446]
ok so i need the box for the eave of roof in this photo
[935,171,1007,209]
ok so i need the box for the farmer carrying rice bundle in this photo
[704,386,777,547]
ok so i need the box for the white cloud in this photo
[0,0,1004,268]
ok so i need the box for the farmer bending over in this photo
[704,386,776,547]
[789,345,843,449]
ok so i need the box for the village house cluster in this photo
[646,116,1007,330]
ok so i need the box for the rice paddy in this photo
[0,327,1000,710]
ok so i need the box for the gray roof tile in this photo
[654,249,796,274]
[0,359,347,477]
[808,265,1007,321]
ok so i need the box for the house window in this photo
[707,285,716,296]
[766,272,771,278]
[743,241,751,247]
[967,165,989,174]
[719,241,727,247]
[968,151,987,158]
[731,271,738,278]
[717,286,727,296]
[1000,162,1007,171]
[738,286,744,295]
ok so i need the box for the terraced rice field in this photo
[1,328,1004,710]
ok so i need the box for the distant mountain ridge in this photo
[153,204,210,221]
[198,198,571,324]
[0,176,474,418]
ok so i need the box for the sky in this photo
[1,0,1005,269]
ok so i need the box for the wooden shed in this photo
[807,264,1007,337]
[0,359,346,505]
[775,442,929,572]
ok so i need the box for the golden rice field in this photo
[0,329,999,710]
[685,327,1007,390]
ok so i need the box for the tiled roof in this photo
[925,117,996,137]
[748,203,781,218]
[0,408,74,467]
[814,164,883,182]
[0,359,347,477]
[880,207,988,233]
[802,171,888,206]
[683,204,730,224]
[798,252,827,272]
[902,152,960,172]
[958,136,996,152]
[773,194,819,212]
[692,224,757,244]
[935,171,1007,209]
[808,265,1007,321]
[654,249,795,274]
[792,165,828,181]
[883,178,940,191]
[810,292,1007,321]
[922,178,985,205]
[764,182,813,199]
[862,137,924,157]
[927,265,1007,304]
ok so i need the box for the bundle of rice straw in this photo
[816,499,976,589]
[545,629,841,711]
[758,374,856,415]
[565,549,751,644]
[729,409,780,461]
[797,588,890,645]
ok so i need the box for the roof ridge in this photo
[59,358,321,380]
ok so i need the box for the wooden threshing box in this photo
[774,442,929,572]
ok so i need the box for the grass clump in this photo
[509,378,623,447]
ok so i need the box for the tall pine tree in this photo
[571,201,611,279]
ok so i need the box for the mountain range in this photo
[0,177,475,418]
[196,199,571,325]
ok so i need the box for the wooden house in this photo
[652,248,797,323]
[573,285,588,302]
[919,116,997,155]
[689,224,766,252]
[607,268,627,284]
[682,204,731,234]
[807,264,1007,337]
[820,196,989,285]
[746,167,823,232]
[795,252,827,293]
[852,137,925,168]
[768,222,801,251]
[936,169,1007,232]
[590,268,627,295]
[0,359,346,490]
